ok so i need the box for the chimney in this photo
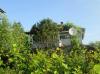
[60,21,63,25]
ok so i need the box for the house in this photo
[26,22,85,49]
[58,27,85,47]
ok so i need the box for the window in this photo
[60,34,70,39]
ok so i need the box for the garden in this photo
[0,16,100,74]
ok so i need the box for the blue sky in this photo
[0,0,100,44]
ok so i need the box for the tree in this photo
[0,8,6,13]
[11,22,29,50]
[89,41,100,49]
[32,18,58,43]
[0,17,12,52]
[0,16,29,53]
[0,8,6,21]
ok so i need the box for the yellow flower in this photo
[56,47,60,51]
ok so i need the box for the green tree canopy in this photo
[0,17,29,53]
[32,18,59,43]
[0,17,11,52]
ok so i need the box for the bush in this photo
[0,17,100,74]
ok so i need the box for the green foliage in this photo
[32,18,58,43]
[0,17,11,52]
[90,41,100,49]
[11,22,29,50]
[93,64,100,74]
[0,17,100,74]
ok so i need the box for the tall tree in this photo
[31,18,59,47]
[0,17,12,53]
[11,22,29,50]
[0,8,6,13]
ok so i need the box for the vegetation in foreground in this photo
[0,17,100,74]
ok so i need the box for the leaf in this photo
[93,64,100,74]
[52,53,58,58]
